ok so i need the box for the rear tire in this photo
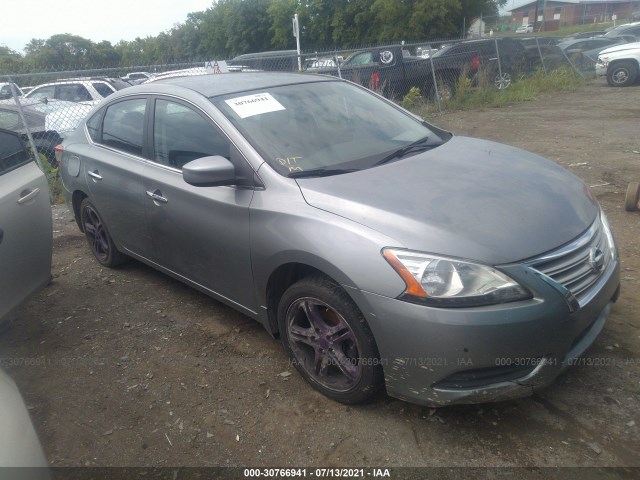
[277,275,383,404]
[607,61,638,87]
[494,71,513,90]
[625,182,640,212]
[80,199,127,267]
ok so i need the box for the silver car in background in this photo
[58,73,620,406]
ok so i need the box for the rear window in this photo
[100,98,146,156]
[0,131,30,175]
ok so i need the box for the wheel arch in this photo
[264,262,347,337]
[71,190,88,232]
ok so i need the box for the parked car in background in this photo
[58,72,619,407]
[0,82,24,100]
[25,77,130,104]
[516,23,534,34]
[596,41,640,86]
[121,72,155,85]
[603,22,640,39]
[304,57,339,71]
[228,50,300,72]
[315,39,528,99]
[558,36,633,69]
[563,30,607,40]
[0,99,91,165]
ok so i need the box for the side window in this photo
[86,109,103,142]
[350,52,375,65]
[101,98,146,156]
[28,85,56,101]
[58,84,92,102]
[92,83,115,98]
[153,99,230,169]
[0,85,13,99]
[0,110,20,129]
[0,131,30,175]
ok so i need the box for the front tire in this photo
[277,275,383,404]
[80,199,127,267]
[607,61,638,87]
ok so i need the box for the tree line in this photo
[1,0,505,71]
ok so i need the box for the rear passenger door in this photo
[0,129,52,321]
[82,97,150,256]
[142,98,255,311]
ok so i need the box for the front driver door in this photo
[142,98,255,313]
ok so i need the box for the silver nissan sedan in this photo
[57,72,620,406]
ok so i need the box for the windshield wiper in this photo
[374,135,435,166]
[288,168,359,178]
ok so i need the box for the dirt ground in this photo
[1,80,639,471]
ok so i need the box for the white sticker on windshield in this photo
[225,92,285,119]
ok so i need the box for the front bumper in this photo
[595,61,607,77]
[348,257,620,406]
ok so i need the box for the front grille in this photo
[529,218,612,303]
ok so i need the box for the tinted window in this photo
[349,52,375,65]
[0,131,30,174]
[86,110,103,142]
[0,84,16,99]
[153,99,229,169]
[92,83,114,98]
[101,98,146,156]
[0,110,20,129]
[58,84,92,102]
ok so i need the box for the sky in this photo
[1,0,214,54]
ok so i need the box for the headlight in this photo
[383,248,531,307]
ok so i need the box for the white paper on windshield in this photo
[225,93,285,119]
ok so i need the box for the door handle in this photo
[17,188,41,204]
[88,170,102,180]
[0,227,3,245]
[145,190,168,204]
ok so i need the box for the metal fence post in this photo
[428,46,441,112]
[560,48,584,78]
[535,37,547,75]
[7,76,44,171]
[494,37,504,90]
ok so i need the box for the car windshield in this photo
[213,80,446,177]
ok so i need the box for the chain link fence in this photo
[1,35,597,202]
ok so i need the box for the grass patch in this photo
[408,67,586,117]
[34,152,64,204]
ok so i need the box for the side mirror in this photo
[182,155,236,187]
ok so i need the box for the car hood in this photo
[599,41,640,56]
[297,137,598,265]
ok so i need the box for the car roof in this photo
[149,72,335,97]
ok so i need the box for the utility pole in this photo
[292,13,301,71]
[541,0,547,31]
